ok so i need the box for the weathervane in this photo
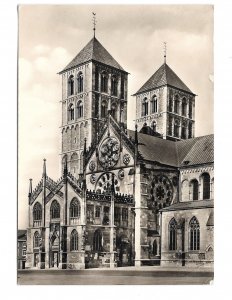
[164,42,167,63]
[92,12,97,37]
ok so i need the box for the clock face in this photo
[99,137,120,169]
[95,172,120,194]
[149,175,173,211]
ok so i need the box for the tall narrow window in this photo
[111,75,118,96]
[174,119,180,138]
[68,104,74,121]
[95,206,101,218]
[174,95,179,113]
[101,100,107,118]
[77,72,83,93]
[70,230,78,251]
[181,121,187,139]
[101,72,108,93]
[33,202,42,226]
[191,179,199,201]
[68,75,74,96]
[95,66,99,91]
[50,200,60,219]
[169,95,173,112]
[142,98,148,116]
[77,101,83,118]
[202,173,210,200]
[151,95,158,113]
[121,74,125,99]
[93,229,102,251]
[169,218,177,250]
[34,231,40,248]
[70,153,78,175]
[153,240,158,256]
[111,103,117,120]
[181,97,187,116]
[189,100,193,119]
[189,217,200,250]
[188,123,192,138]
[70,198,81,218]
[168,116,173,136]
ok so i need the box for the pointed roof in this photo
[134,63,194,95]
[60,37,126,73]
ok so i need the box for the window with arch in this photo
[111,102,117,120]
[188,123,192,138]
[189,100,193,119]
[70,230,79,251]
[33,202,42,222]
[62,154,67,172]
[95,66,99,91]
[77,72,83,93]
[151,121,157,132]
[76,101,83,118]
[169,95,173,112]
[111,75,118,96]
[168,116,173,136]
[181,121,187,139]
[202,173,210,200]
[68,103,74,121]
[174,95,179,113]
[153,240,158,256]
[189,216,200,250]
[151,95,158,113]
[181,97,187,116]
[169,218,177,251]
[101,100,107,118]
[142,97,148,116]
[70,153,78,175]
[34,231,40,248]
[101,72,108,93]
[174,119,180,138]
[121,74,125,99]
[50,200,60,219]
[68,75,74,96]
[93,229,103,251]
[190,179,199,201]
[70,198,81,219]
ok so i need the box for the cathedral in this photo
[25,34,214,269]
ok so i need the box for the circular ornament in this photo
[89,161,96,172]
[118,169,125,180]
[98,137,120,169]
[95,172,120,194]
[123,154,130,165]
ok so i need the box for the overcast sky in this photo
[18,4,213,229]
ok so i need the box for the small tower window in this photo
[68,104,74,121]
[188,123,192,138]
[168,116,173,136]
[77,101,83,118]
[77,72,83,93]
[142,97,148,116]
[111,75,118,96]
[181,121,187,139]
[189,100,193,119]
[68,75,74,96]
[101,100,107,118]
[174,95,179,114]
[111,102,117,120]
[101,72,108,93]
[182,97,187,116]
[174,119,180,138]
[151,95,158,113]
[95,66,99,91]
[169,95,173,112]
[121,74,125,99]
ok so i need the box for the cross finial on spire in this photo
[163,42,167,64]
[92,12,97,38]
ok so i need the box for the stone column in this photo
[134,166,142,267]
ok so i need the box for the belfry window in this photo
[101,72,108,93]
[34,231,40,248]
[111,75,118,96]
[174,119,180,138]
[142,98,148,116]
[174,95,179,114]
[169,218,177,251]
[121,74,125,99]
[188,123,192,138]
[68,104,74,121]
[77,72,83,93]
[101,100,107,118]
[181,97,187,116]
[93,229,103,251]
[181,121,187,139]
[70,230,79,251]
[68,75,74,96]
[111,103,117,120]
[50,200,60,219]
[77,101,83,118]
[70,198,81,219]
[151,95,158,113]
[189,100,193,119]
[189,217,200,251]
[202,173,210,200]
[168,116,173,136]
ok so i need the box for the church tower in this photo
[59,36,128,176]
[133,61,196,141]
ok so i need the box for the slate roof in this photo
[60,37,126,73]
[127,130,214,167]
[134,63,194,95]
[160,200,214,212]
